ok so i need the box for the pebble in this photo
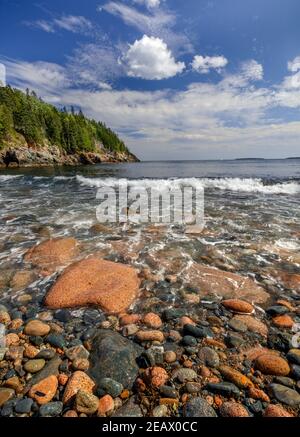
[206,382,240,397]
[185,382,202,393]
[98,394,114,416]
[222,299,253,314]
[184,397,217,417]
[122,324,139,336]
[172,368,197,383]
[72,358,89,371]
[5,333,20,346]
[272,314,294,329]
[226,333,244,348]
[143,367,169,388]
[119,314,140,326]
[182,335,198,347]
[268,383,300,406]
[263,404,294,417]
[136,330,164,343]
[65,345,89,361]
[164,350,177,363]
[24,345,39,359]
[39,402,63,417]
[45,333,66,349]
[143,313,162,329]
[228,318,248,333]
[273,376,295,388]
[0,388,15,407]
[220,401,249,417]
[63,371,95,404]
[24,320,50,336]
[180,316,196,327]
[198,347,220,368]
[15,398,33,414]
[36,349,56,360]
[248,387,270,402]
[255,354,290,376]
[152,405,168,417]
[24,359,46,374]
[286,349,300,365]
[291,364,300,380]
[266,306,288,316]
[232,315,268,336]
[219,365,254,389]
[97,378,123,398]
[159,385,177,399]
[63,410,78,417]
[29,375,58,405]
[75,390,99,414]
[0,311,11,325]
[183,324,214,338]
[55,310,72,323]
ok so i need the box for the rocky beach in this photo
[0,160,300,418]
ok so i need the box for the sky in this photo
[1,0,300,160]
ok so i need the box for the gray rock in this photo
[273,376,295,388]
[15,398,33,414]
[172,368,197,383]
[159,385,177,399]
[89,330,142,389]
[198,347,220,368]
[183,324,214,339]
[36,349,56,360]
[205,382,240,397]
[287,349,300,366]
[226,333,244,348]
[65,345,89,361]
[269,383,300,406]
[228,318,247,333]
[152,405,168,417]
[185,382,201,393]
[39,402,63,417]
[97,378,123,398]
[266,306,288,316]
[112,397,143,417]
[182,336,198,347]
[45,334,66,349]
[184,397,217,417]
[291,364,300,380]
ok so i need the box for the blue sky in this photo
[1,0,300,160]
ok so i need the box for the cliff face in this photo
[0,141,139,168]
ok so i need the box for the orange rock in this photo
[164,351,177,363]
[248,387,270,402]
[214,395,223,408]
[143,313,162,329]
[272,314,294,329]
[255,354,290,376]
[45,258,140,314]
[120,389,130,400]
[219,365,254,389]
[221,299,254,314]
[180,316,196,327]
[58,374,69,386]
[263,405,294,417]
[203,338,227,349]
[136,330,164,343]
[63,371,95,404]
[0,311,11,325]
[10,270,36,291]
[233,315,268,336]
[143,367,169,388]
[24,320,50,336]
[29,375,58,405]
[220,402,249,417]
[159,398,179,406]
[98,395,114,416]
[240,346,280,361]
[24,237,78,275]
[276,300,296,312]
[119,314,141,326]
[24,345,39,359]
[200,366,211,378]
[5,333,19,346]
[64,410,78,417]
[9,319,23,330]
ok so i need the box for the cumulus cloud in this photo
[192,55,228,74]
[288,56,300,73]
[241,59,264,81]
[123,35,185,79]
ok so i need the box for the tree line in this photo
[0,86,129,154]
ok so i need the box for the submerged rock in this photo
[44,258,140,313]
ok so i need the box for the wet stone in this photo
[39,401,63,417]
[269,383,300,406]
[54,310,72,323]
[45,334,66,349]
[172,368,197,383]
[184,397,217,417]
[226,333,244,348]
[291,364,300,380]
[287,349,300,365]
[266,306,289,316]
[185,382,201,393]
[24,359,46,374]
[228,318,248,333]
[97,378,123,398]
[182,335,198,347]
[15,398,33,414]
[183,324,214,339]
[163,308,186,321]
[273,376,295,388]
[205,382,240,397]
[36,349,56,360]
[159,385,177,399]
[198,347,220,368]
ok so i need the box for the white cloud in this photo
[241,59,264,81]
[282,71,300,90]
[192,55,228,74]
[288,56,300,73]
[133,0,162,8]
[53,15,92,33]
[101,2,193,54]
[123,35,185,79]
[25,15,92,35]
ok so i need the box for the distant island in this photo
[0,86,138,167]
[234,158,265,161]
[286,157,300,160]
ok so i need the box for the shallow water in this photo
[0,159,300,314]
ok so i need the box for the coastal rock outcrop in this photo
[44,257,140,313]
